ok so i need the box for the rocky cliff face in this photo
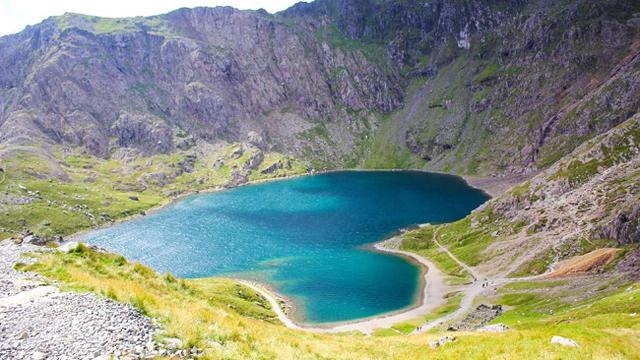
[472,113,640,277]
[1,0,639,175]
[0,6,402,163]
[288,0,640,175]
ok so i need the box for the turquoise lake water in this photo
[81,171,488,324]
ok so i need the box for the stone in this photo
[551,336,579,347]
[247,131,265,148]
[0,241,159,357]
[58,241,80,253]
[477,323,509,333]
[429,335,456,349]
[164,337,183,350]
[212,158,225,169]
[128,196,139,201]
[32,351,49,360]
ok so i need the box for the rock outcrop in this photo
[0,1,638,173]
[469,114,640,278]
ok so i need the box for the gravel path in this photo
[0,240,160,359]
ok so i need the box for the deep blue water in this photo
[81,171,488,324]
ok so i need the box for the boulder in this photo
[449,304,503,331]
[247,131,266,148]
[22,235,36,244]
[242,150,264,171]
[164,337,183,350]
[128,196,139,201]
[551,336,579,347]
[477,323,509,333]
[212,158,225,170]
[32,351,48,360]
[429,335,456,349]
[58,241,80,253]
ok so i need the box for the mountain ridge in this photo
[1,0,638,174]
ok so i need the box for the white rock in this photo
[32,351,49,360]
[477,323,509,333]
[58,241,80,253]
[429,335,455,349]
[164,337,183,349]
[22,235,36,244]
[551,336,579,347]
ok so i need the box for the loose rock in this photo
[429,335,456,349]
[477,323,509,333]
[551,336,579,347]
[0,241,160,359]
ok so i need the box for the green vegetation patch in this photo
[473,62,501,84]
[401,226,471,284]
[434,207,508,266]
[0,145,308,239]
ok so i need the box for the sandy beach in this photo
[238,235,450,335]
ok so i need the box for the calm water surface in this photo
[81,171,488,324]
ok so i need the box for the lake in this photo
[81,171,489,324]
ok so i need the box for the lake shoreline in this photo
[70,168,499,241]
[232,234,449,334]
[68,169,493,332]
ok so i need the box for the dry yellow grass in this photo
[20,245,640,359]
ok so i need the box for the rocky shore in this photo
[0,241,162,359]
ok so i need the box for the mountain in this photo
[1,1,640,358]
[1,0,638,173]
[401,113,640,280]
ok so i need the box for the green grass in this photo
[360,114,421,169]
[473,62,501,83]
[0,144,308,239]
[435,216,496,266]
[502,280,568,291]
[16,244,640,359]
[508,249,555,277]
[401,226,472,284]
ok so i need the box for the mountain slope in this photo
[1,0,639,173]
[402,112,640,283]
[0,7,401,163]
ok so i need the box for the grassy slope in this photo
[0,144,307,239]
[18,244,640,359]
[401,206,524,269]
[2,118,638,358]
[400,115,640,278]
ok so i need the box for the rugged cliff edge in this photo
[1,1,639,172]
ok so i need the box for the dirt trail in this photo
[415,229,551,333]
[433,236,481,281]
